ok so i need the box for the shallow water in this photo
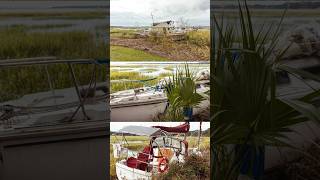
[0,1,108,34]
[111,61,210,77]
[0,1,108,12]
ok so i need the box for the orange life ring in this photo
[158,157,169,173]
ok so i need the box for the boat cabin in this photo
[114,123,190,180]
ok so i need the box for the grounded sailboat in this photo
[0,57,108,131]
[110,70,210,121]
[112,122,203,180]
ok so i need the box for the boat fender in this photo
[158,157,169,173]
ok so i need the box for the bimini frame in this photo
[114,125,189,176]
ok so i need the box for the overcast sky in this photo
[110,122,210,132]
[110,0,210,26]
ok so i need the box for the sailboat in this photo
[113,122,203,180]
[110,69,210,121]
[0,57,108,131]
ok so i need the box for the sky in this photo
[110,0,210,27]
[110,122,210,132]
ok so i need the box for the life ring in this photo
[158,157,169,173]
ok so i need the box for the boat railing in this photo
[0,57,108,67]
[0,57,109,125]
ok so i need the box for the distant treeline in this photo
[111,128,210,137]
[187,128,210,137]
[213,2,320,9]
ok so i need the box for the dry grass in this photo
[111,28,210,61]
[157,153,210,180]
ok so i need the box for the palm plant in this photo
[211,0,320,179]
[164,64,204,121]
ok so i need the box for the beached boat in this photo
[276,57,320,99]
[0,58,109,179]
[274,24,320,99]
[113,123,197,180]
[0,58,108,130]
[265,24,320,170]
[110,71,210,122]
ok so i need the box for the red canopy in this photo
[152,122,190,133]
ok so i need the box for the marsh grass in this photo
[139,28,210,48]
[139,68,159,72]
[110,71,171,92]
[110,28,138,39]
[0,11,107,19]
[0,64,107,102]
[214,9,320,18]
[110,135,149,143]
[0,27,107,102]
[186,30,210,47]
[3,24,74,31]
[0,27,107,59]
[163,67,174,71]
[111,45,167,61]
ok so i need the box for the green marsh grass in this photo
[139,68,158,72]
[0,27,106,59]
[110,71,171,92]
[0,27,107,102]
[0,11,107,20]
[111,46,167,61]
[110,28,138,39]
[0,64,107,102]
[3,24,74,31]
[163,67,174,71]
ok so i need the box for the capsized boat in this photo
[113,122,200,180]
[110,69,210,121]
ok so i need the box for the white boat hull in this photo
[111,99,209,122]
[116,161,152,180]
[111,100,167,122]
[110,81,210,121]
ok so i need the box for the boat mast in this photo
[197,121,202,150]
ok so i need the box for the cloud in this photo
[151,0,209,17]
[110,0,209,26]
[110,122,210,132]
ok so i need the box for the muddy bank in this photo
[111,37,210,61]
